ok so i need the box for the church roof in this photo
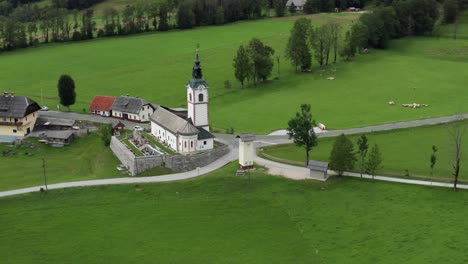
[111,96,151,114]
[189,51,209,89]
[197,127,214,140]
[0,94,40,118]
[150,106,199,136]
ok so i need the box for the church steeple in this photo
[192,50,203,79]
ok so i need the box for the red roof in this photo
[90,96,116,111]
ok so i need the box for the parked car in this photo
[134,126,144,132]
[40,106,49,111]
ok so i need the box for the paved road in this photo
[2,112,467,198]
[0,144,239,198]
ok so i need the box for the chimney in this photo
[3,91,8,97]
[10,91,14,98]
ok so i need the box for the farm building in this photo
[286,0,306,11]
[0,92,41,142]
[36,117,76,130]
[150,52,214,154]
[90,96,116,116]
[43,130,74,147]
[111,96,155,122]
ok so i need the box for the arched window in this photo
[198,93,204,102]
[189,93,192,101]
[184,141,187,148]
[191,141,193,148]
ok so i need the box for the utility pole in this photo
[42,157,48,191]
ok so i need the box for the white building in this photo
[150,52,214,154]
[239,133,255,169]
[286,0,306,11]
[111,96,155,122]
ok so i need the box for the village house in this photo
[286,0,306,11]
[0,92,41,142]
[90,95,116,116]
[111,96,155,122]
[150,53,214,154]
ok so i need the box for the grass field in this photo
[1,162,468,263]
[0,133,168,191]
[2,12,466,133]
[262,120,468,180]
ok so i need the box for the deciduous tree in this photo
[286,18,312,71]
[329,134,355,176]
[366,143,382,179]
[357,134,368,178]
[287,104,318,166]
[233,45,252,88]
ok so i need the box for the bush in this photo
[71,31,82,41]
[97,29,105,38]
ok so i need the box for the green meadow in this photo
[1,162,468,263]
[0,133,170,191]
[1,12,466,133]
[262,120,468,180]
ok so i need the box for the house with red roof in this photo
[90,96,116,117]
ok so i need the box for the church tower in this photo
[187,51,210,131]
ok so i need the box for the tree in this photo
[215,6,225,25]
[247,38,275,84]
[158,0,170,31]
[289,2,296,13]
[287,104,318,166]
[366,144,383,179]
[304,0,316,14]
[273,0,286,17]
[357,134,369,178]
[443,0,458,24]
[233,45,252,88]
[99,123,113,146]
[57,74,76,112]
[286,18,312,71]
[430,145,437,176]
[177,0,196,29]
[329,134,355,176]
[449,126,464,191]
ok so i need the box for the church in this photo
[150,52,214,154]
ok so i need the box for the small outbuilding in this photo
[44,130,74,147]
[90,96,116,117]
[36,117,76,130]
[308,160,329,180]
[238,133,256,170]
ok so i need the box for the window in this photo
[199,94,204,102]
[33,113,35,117]
[13,129,17,133]
[204,141,207,145]
[189,93,192,101]
[191,141,193,148]
[184,142,187,148]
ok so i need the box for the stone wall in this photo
[110,136,229,175]
[110,136,136,174]
[165,144,229,172]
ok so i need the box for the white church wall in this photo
[197,138,213,151]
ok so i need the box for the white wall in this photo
[239,141,255,167]
[151,122,178,152]
[197,138,213,151]
[187,85,209,129]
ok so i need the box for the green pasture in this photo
[1,162,468,263]
[0,13,467,134]
[262,120,468,180]
[0,133,168,191]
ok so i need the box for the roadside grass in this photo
[262,120,468,180]
[0,132,170,191]
[1,162,468,263]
